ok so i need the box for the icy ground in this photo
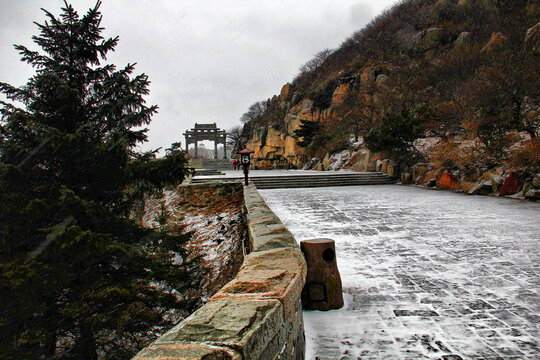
[260,185,540,360]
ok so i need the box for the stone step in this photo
[250,177,392,185]
[191,173,390,182]
[249,174,390,182]
[193,169,225,176]
[253,179,396,189]
[200,159,233,170]
[191,172,397,189]
[255,182,395,190]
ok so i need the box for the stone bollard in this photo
[300,238,344,310]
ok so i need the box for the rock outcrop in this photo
[397,162,539,200]
[481,32,508,53]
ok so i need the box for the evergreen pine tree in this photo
[0,2,193,358]
[293,119,321,147]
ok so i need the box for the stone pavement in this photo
[260,185,540,360]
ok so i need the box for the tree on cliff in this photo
[334,86,377,142]
[240,101,267,123]
[0,2,193,358]
[295,48,332,80]
[227,125,243,153]
[364,110,425,165]
[294,119,321,148]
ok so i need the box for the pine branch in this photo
[0,82,33,104]
[0,101,27,118]
[14,45,51,69]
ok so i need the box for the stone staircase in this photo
[200,159,233,170]
[191,172,397,189]
[193,169,225,176]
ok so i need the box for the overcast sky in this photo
[1,0,398,154]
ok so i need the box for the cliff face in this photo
[246,80,385,170]
[241,0,540,177]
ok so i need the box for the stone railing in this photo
[133,182,307,360]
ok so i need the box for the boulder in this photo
[462,168,481,183]
[468,181,493,195]
[322,153,332,169]
[396,25,421,52]
[422,171,437,185]
[525,22,540,53]
[522,182,532,195]
[280,83,291,101]
[436,172,461,190]
[489,174,504,192]
[363,151,381,172]
[425,178,437,187]
[525,188,540,201]
[344,150,367,168]
[499,172,524,196]
[401,172,412,184]
[420,28,442,56]
[479,168,504,182]
[413,165,430,181]
[460,182,477,193]
[454,31,471,48]
[386,162,398,177]
[302,158,318,170]
[481,32,508,53]
[380,159,389,174]
[532,174,540,189]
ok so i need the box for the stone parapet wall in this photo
[133,183,307,360]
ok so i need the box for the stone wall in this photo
[133,183,307,360]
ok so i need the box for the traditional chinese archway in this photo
[183,123,227,159]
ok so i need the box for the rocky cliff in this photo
[239,0,539,191]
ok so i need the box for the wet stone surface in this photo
[260,185,540,360]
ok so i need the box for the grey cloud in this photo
[1,0,397,154]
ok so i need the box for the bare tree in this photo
[297,48,333,75]
[240,101,268,123]
[227,125,243,152]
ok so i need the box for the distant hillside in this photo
[237,0,539,182]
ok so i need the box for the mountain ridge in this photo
[235,0,539,188]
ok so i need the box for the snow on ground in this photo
[260,185,540,359]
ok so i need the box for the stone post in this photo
[300,238,343,311]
